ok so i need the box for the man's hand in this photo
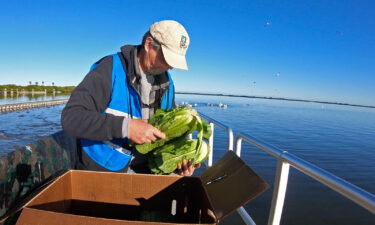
[176,159,201,176]
[128,119,166,144]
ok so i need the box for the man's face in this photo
[146,42,172,75]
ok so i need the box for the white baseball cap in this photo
[150,20,190,70]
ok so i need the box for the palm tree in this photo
[42,81,44,86]
[52,82,55,86]
[29,81,32,85]
[35,82,38,86]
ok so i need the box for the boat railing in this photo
[199,112,375,225]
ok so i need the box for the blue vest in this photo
[80,54,175,171]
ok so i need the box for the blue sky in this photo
[0,0,374,105]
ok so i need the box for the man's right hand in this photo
[128,119,166,144]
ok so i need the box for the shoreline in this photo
[176,92,375,109]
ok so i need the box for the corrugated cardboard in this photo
[15,151,269,225]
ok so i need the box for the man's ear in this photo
[144,37,153,53]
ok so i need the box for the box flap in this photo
[0,169,69,224]
[199,151,269,220]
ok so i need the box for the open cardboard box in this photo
[15,151,269,225]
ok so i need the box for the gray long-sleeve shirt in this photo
[61,45,173,142]
[61,56,124,141]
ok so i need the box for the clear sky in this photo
[0,0,374,106]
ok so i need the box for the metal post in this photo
[236,136,243,157]
[228,128,234,151]
[267,157,290,225]
[237,206,257,225]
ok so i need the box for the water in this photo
[178,95,375,225]
[0,105,64,154]
[0,94,68,153]
[0,94,374,225]
[0,93,68,105]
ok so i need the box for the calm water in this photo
[0,94,69,105]
[0,94,374,225]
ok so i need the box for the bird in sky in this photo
[336,30,344,36]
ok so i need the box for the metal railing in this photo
[199,112,375,225]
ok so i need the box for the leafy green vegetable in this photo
[135,107,210,154]
[193,139,210,165]
[135,107,212,174]
[153,137,197,173]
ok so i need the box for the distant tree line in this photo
[0,84,75,93]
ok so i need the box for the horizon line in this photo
[1,84,373,109]
[175,91,375,109]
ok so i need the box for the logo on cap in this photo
[180,35,187,49]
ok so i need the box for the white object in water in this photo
[219,103,228,108]
[25,145,32,152]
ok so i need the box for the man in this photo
[61,20,198,176]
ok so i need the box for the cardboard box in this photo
[15,151,269,225]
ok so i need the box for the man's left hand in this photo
[176,159,201,176]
